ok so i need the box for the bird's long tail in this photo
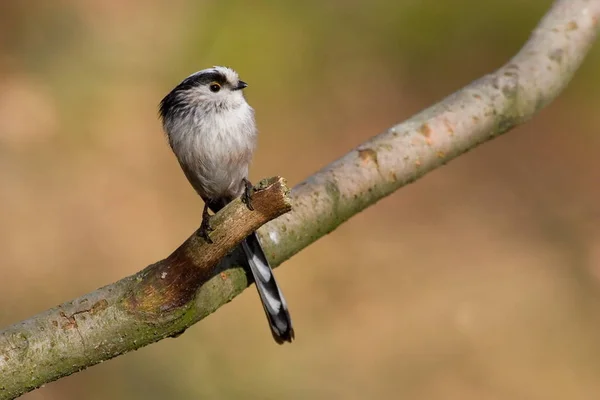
[241,232,294,344]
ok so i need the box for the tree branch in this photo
[259,0,600,264]
[0,177,291,399]
[1,0,599,398]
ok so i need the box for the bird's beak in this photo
[234,80,248,90]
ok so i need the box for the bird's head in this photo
[159,66,249,122]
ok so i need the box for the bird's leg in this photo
[241,178,254,211]
[198,203,214,243]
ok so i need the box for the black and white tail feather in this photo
[209,199,294,344]
[241,232,294,343]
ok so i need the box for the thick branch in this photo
[0,0,599,398]
[259,0,600,263]
[0,177,291,399]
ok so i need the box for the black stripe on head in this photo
[176,71,228,91]
[158,69,228,121]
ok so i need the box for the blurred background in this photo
[1,0,600,398]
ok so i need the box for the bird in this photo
[158,66,294,344]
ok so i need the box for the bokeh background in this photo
[1,0,600,398]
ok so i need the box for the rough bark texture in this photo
[1,0,599,398]
[259,0,600,264]
[0,177,292,399]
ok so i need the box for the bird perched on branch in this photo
[158,66,294,344]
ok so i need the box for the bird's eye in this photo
[209,83,221,93]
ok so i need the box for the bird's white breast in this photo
[168,102,257,200]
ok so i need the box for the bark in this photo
[0,177,292,398]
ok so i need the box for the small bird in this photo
[158,66,294,344]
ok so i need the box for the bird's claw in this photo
[198,205,214,243]
[198,217,214,243]
[242,178,254,211]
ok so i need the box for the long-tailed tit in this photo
[158,66,294,344]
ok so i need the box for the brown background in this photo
[1,0,600,399]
